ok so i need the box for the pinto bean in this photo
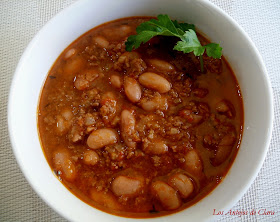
[119,25,131,35]
[148,59,174,72]
[61,108,73,121]
[90,188,122,210]
[87,128,118,149]
[216,100,229,112]
[124,77,142,103]
[211,134,236,166]
[141,100,158,112]
[212,145,232,166]
[140,93,168,111]
[193,88,208,98]
[121,110,138,148]
[56,109,73,134]
[183,150,203,175]
[64,48,76,59]
[64,57,84,75]
[102,25,132,39]
[111,175,143,197]
[53,150,77,182]
[93,36,109,49]
[56,116,67,134]
[179,109,203,125]
[143,139,168,155]
[219,134,236,146]
[110,74,122,88]
[168,174,194,198]
[189,114,203,124]
[151,181,181,210]
[84,113,96,126]
[74,69,100,90]
[83,150,99,166]
[216,100,235,118]
[139,72,171,93]
[85,69,99,82]
[74,75,89,90]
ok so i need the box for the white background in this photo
[0,0,279,221]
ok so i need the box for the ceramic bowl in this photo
[8,0,273,221]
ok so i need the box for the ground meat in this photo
[100,99,117,126]
[114,52,147,77]
[81,88,101,108]
[203,55,222,74]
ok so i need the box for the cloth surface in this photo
[0,0,279,221]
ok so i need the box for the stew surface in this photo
[38,17,243,218]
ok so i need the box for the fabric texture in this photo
[0,0,279,221]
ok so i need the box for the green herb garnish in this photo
[125,14,222,72]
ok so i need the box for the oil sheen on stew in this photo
[38,17,243,218]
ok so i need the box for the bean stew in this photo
[38,17,243,218]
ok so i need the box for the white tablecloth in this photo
[0,0,279,221]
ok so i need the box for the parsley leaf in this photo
[172,20,195,33]
[174,29,222,59]
[174,29,205,55]
[205,43,223,59]
[126,15,183,51]
[125,14,222,72]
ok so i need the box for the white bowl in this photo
[8,0,273,221]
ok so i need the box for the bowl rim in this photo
[8,0,274,221]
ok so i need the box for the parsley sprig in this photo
[125,14,222,72]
